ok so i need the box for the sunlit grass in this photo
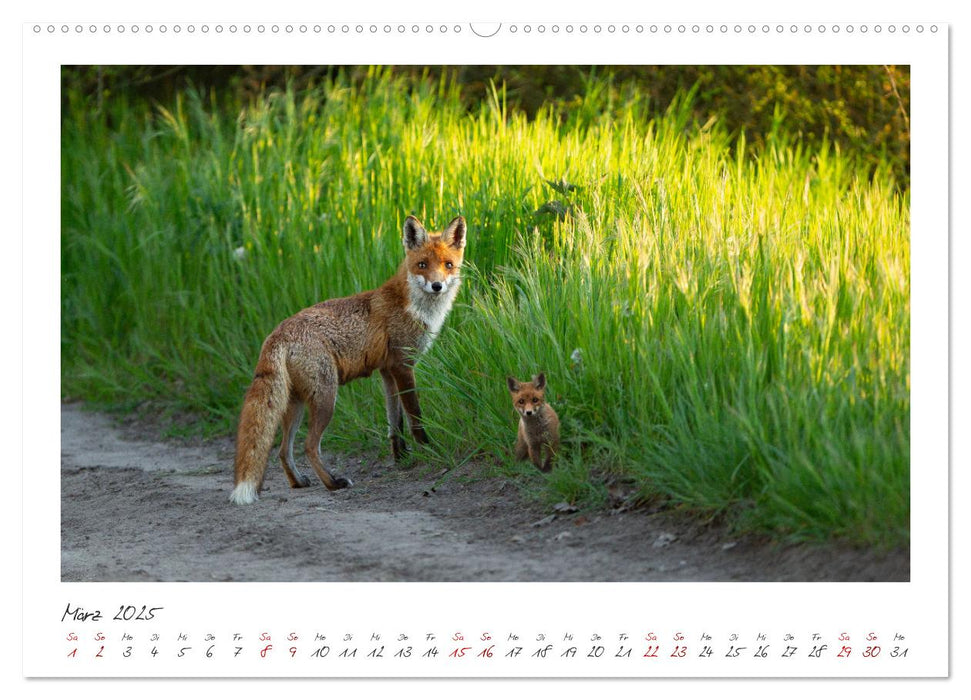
[61,69,909,546]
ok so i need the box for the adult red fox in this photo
[230,215,467,505]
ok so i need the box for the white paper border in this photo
[20,10,949,685]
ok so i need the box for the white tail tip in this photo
[229,482,259,505]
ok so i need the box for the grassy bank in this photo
[61,68,909,546]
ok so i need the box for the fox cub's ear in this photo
[533,373,546,390]
[443,216,467,250]
[403,216,429,251]
[506,377,520,393]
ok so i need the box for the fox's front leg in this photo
[389,364,430,445]
[527,437,554,473]
[529,445,546,473]
[381,369,409,461]
[540,441,555,473]
[514,423,529,461]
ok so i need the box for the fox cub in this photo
[230,215,468,505]
[506,373,560,472]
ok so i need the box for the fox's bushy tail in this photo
[230,346,290,505]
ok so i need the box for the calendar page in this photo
[19,0,953,691]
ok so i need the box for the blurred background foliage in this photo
[62,64,910,185]
[60,64,911,545]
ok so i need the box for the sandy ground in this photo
[60,402,908,582]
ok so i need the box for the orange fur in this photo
[507,373,560,473]
[231,215,467,504]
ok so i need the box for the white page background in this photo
[9,0,965,697]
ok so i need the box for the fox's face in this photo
[403,215,466,296]
[507,373,548,418]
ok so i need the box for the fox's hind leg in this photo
[381,369,408,461]
[304,362,353,491]
[279,399,311,488]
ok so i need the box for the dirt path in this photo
[60,403,908,582]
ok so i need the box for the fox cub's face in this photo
[403,215,466,296]
[507,373,548,418]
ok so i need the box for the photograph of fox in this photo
[61,65,910,549]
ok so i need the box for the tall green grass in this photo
[61,68,909,546]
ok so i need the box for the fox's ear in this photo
[533,373,546,389]
[443,216,467,250]
[506,377,520,393]
[403,216,428,251]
